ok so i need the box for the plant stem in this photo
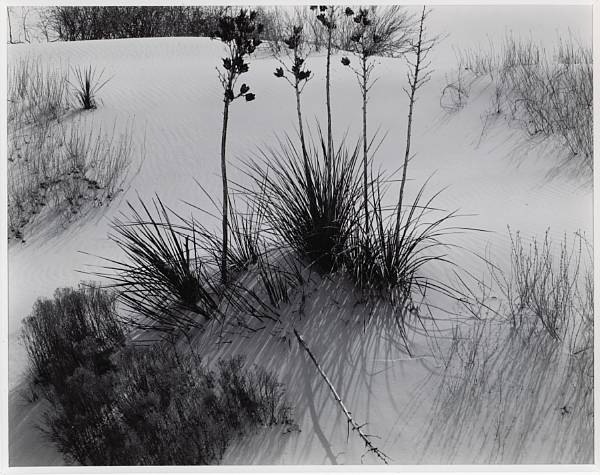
[221,94,230,285]
[325,6,334,166]
[8,9,14,44]
[293,328,390,464]
[295,77,309,170]
[396,6,426,235]
[361,54,369,236]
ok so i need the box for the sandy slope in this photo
[7,31,592,467]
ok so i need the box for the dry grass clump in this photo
[489,229,591,342]
[422,230,592,463]
[8,56,129,241]
[8,57,69,130]
[8,119,132,240]
[451,35,592,170]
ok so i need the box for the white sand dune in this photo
[7,21,592,467]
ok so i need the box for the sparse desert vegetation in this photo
[444,35,592,171]
[424,231,593,463]
[7,4,593,468]
[7,56,133,241]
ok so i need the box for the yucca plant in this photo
[182,182,267,279]
[242,131,363,273]
[346,175,468,318]
[69,65,111,110]
[96,196,222,333]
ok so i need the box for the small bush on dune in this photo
[423,229,592,462]
[21,284,126,388]
[425,231,593,462]
[38,339,293,465]
[22,284,293,465]
[243,132,363,273]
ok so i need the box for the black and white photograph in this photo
[2,1,596,470]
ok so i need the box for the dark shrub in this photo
[21,284,125,387]
[45,6,235,41]
[39,344,293,465]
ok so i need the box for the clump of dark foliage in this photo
[21,284,293,465]
[244,132,363,273]
[21,285,126,387]
[44,6,246,41]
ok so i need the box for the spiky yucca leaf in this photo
[242,132,363,273]
[96,196,221,333]
[348,176,473,308]
[69,65,111,110]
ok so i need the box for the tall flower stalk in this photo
[341,6,413,235]
[214,9,263,285]
[274,24,312,171]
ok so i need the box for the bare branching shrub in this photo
[422,230,592,463]
[489,229,591,344]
